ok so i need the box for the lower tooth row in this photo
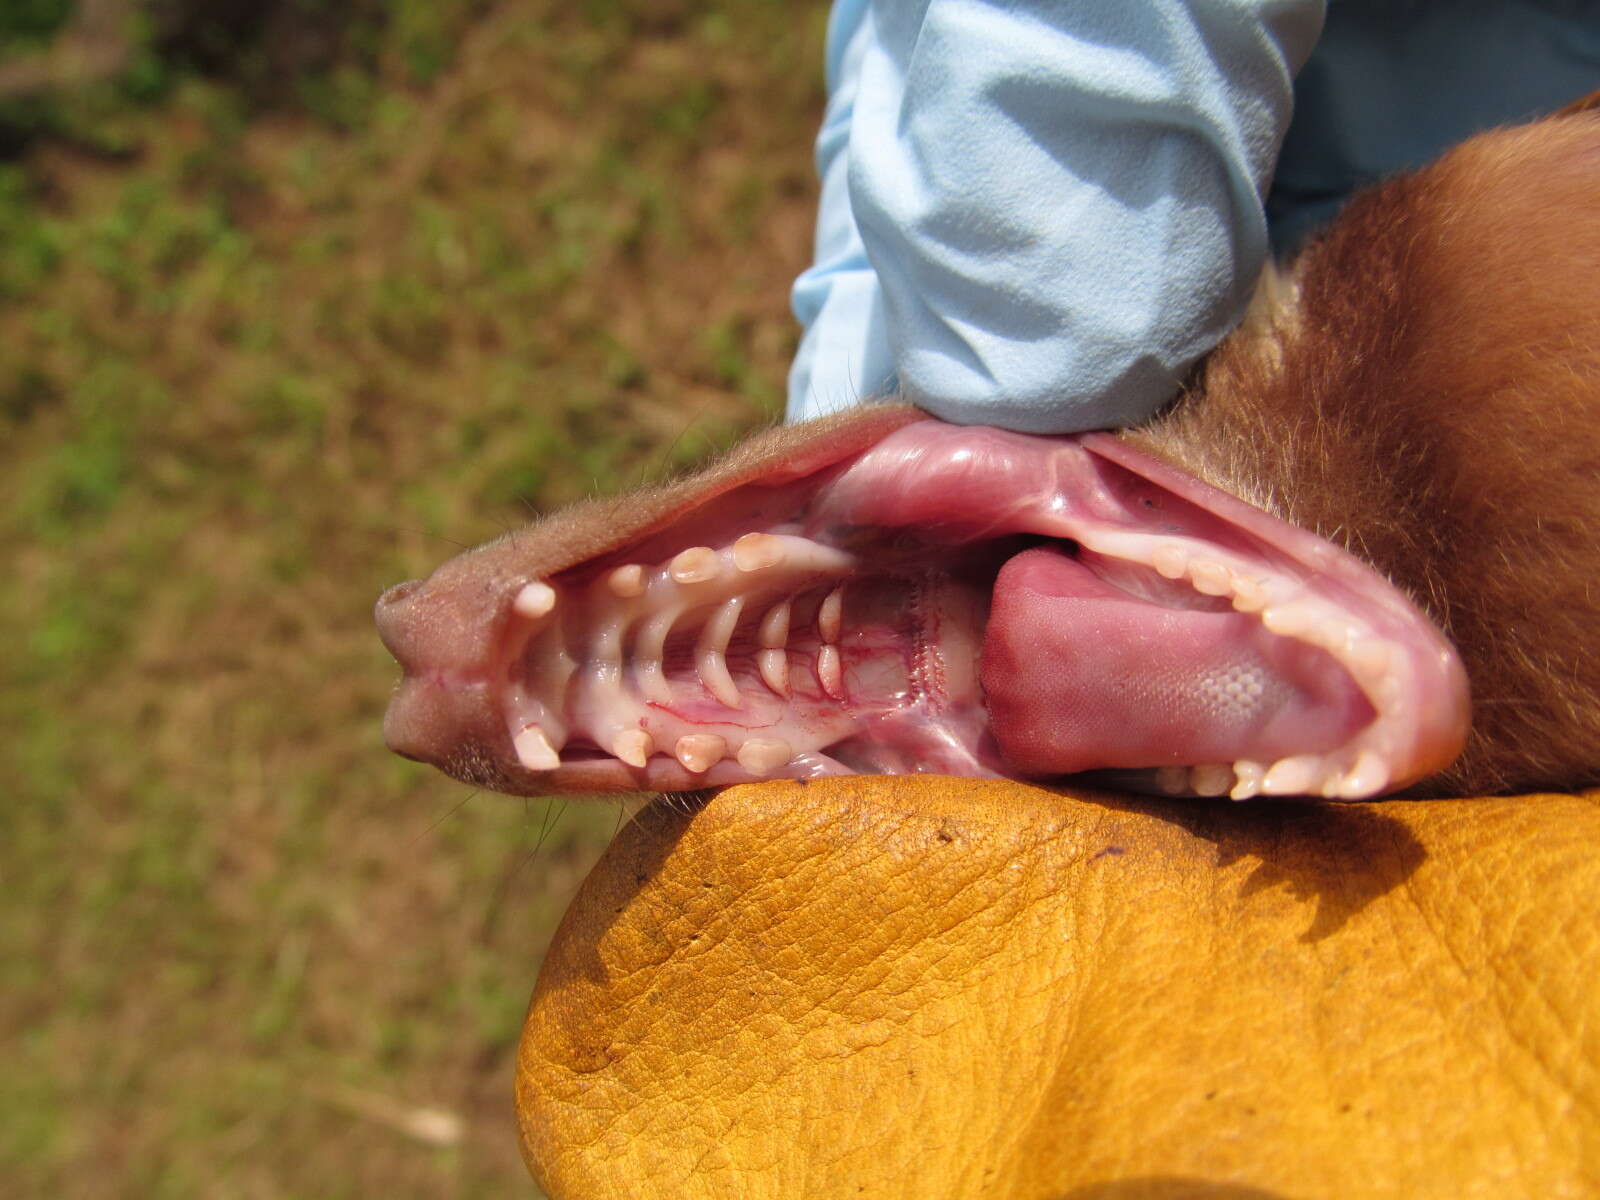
[1151,750,1393,801]
[601,731,796,775]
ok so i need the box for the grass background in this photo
[0,1,828,1193]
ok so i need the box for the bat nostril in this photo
[378,579,422,610]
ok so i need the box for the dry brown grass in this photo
[0,2,828,1193]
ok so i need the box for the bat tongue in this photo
[980,546,1375,777]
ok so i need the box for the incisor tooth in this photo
[732,532,785,572]
[759,600,791,649]
[607,564,645,598]
[1152,544,1188,580]
[513,724,561,771]
[613,730,653,768]
[1190,561,1232,595]
[1262,605,1312,638]
[670,546,719,583]
[1262,755,1322,795]
[817,646,844,699]
[513,581,556,618]
[737,737,793,773]
[758,648,789,696]
[1156,766,1189,795]
[818,586,843,643]
[674,733,726,773]
[1229,760,1265,801]
[1338,751,1390,799]
[1190,763,1234,796]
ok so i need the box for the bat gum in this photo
[377,95,1600,803]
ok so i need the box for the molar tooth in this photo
[737,737,793,774]
[513,724,561,772]
[670,546,720,584]
[607,564,646,598]
[817,646,844,699]
[674,733,727,774]
[1190,764,1234,796]
[1262,754,1323,795]
[1189,560,1233,596]
[1156,766,1190,795]
[513,581,557,619]
[1261,604,1313,639]
[1152,544,1189,580]
[732,532,785,572]
[1337,751,1390,799]
[1229,760,1265,801]
[612,730,654,769]
[759,600,791,649]
[758,648,789,697]
[818,586,844,643]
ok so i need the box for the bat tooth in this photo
[607,564,646,598]
[513,724,562,771]
[1338,751,1390,798]
[736,737,793,774]
[1261,604,1313,639]
[1261,754,1322,795]
[512,581,557,619]
[757,648,789,697]
[1350,640,1397,685]
[1188,560,1232,596]
[1229,759,1265,801]
[674,733,726,774]
[1315,618,1357,655]
[670,546,720,583]
[1155,766,1190,795]
[1151,544,1188,579]
[818,586,843,643]
[759,600,791,649]
[696,650,744,709]
[732,532,785,572]
[1189,763,1234,796]
[816,645,844,700]
[1230,577,1270,612]
[612,729,654,768]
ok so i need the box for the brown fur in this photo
[1127,105,1600,796]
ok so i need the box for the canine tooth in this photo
[758,648,789,696]
[513,724,561,771]
[513,581,557,618]
[1261,604,1313,639]
[1152,544,1188,579]
[613,730,654,768]
[696,650,743,709]
[1229,760,1265,801]
[1231,578,1269,612]
[818,586,843,643]
[670,546,719,583]
[817,645,844,699]
[1190,561,1232,596]
[634,611,677,704]
[702,597,744,653]
[607,564,646,598]
[737,737,793,774]
[1156,766,1190,795]
[1262,755,1322,795]
[759,600,791,649]
[1338,751,1390,799]
[674,733,726,773]
[732,532,785,572]
[1190,764,1234,796]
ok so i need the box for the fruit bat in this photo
[376,96,1600,802]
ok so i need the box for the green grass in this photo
[0,2,827,1193]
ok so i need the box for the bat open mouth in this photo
[377,415,1469,800]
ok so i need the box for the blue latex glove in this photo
[787,0,1325,434]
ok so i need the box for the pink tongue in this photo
[981,547,1374,777]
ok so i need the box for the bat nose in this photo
[375,578,425,664]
